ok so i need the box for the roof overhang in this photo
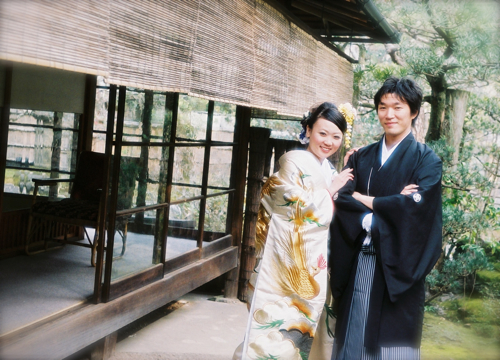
[266,0,401,62]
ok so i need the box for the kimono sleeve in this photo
[331,151,370,245]
[329,152,369,299]
[372,151,443,302]
[257,155,333,255]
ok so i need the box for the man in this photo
[329,77,442,359]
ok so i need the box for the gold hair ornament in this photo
[338,103,356,149]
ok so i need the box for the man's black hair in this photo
[374,77,423,124]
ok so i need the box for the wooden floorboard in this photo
[0,246,238,360]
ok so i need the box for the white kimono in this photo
[234,150,336,360]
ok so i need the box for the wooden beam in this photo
[291,0,374,33]
[263,0,358,63]
[108,264,164,301]
[301,0,368,23]
[0,247,238,360]
[326,37,387,43]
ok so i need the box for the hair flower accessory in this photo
[298,111,311,144]
[338,102,356,149]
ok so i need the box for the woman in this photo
[233,102,355,360]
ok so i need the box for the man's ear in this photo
[411,111,419,121]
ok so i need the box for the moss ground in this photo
[421,312,500,360]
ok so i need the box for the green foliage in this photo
[421,312,500,359]
[441,298,500,326]
[423,94,500,302]
[351,2,500,305]
[376,0,500,88]
[424,305,439,315]
[427,244,492,297]
[477,269,500,284]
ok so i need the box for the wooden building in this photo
[0,1,398,359]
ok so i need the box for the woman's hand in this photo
[330,168,354,195]
[344,147,361,166]
[401,184,418,195]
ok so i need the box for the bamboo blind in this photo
[0,0,353,117]
[0,0,109,76]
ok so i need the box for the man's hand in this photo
[344,147,361,166]
[400,184,418,195]
[330,168,354,196]
[352,191,374,210]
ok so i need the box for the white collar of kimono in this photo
[320,157,334,185]
[381,135,405,166]
[304,150,334,185]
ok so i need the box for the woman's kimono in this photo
[235,150,335,360]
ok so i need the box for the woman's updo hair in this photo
[301,102,348,134]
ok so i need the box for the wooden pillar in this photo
[286,139,302,152]
[78,74,97,153]
[102,86,127,302]
[273,139,287,173]
[237,127,271,301]
[155,92,177,264]
[197,100,214,249]
[93,85,117,304]
[0,63,13,224]
[224,106,251,299]
[264,138,274,178]
[90,332,117,360]
[161,93,179,265]
[135,90,153,232]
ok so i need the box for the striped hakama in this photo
[331,243,420,360]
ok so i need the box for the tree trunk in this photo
[442,89,469,165]
[425,74,447,143]
[412,108,428,143]
[49,112,63,198]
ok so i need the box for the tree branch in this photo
[442,64,461,72]
[442,184,471,192]
[425,289,446,305]
[359,109,376,116]
[487,111,500,123]
[385,44,406,66]
[359,102,375,109]
[474,156,500,177]
[422,0,455,59]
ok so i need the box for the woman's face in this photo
[306,118,343,162]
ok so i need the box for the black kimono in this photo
[329,132,442,349]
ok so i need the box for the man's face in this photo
[377,93,417,143]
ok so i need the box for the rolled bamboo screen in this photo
[0,0,109,76]
[0,0,353,117]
